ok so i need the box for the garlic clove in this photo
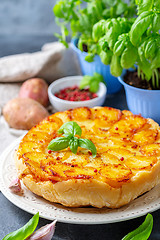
[9,178,23,194]
[27,220,57,240]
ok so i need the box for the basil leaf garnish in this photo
[79,138,97,158]
[48,137,69,151]
[48,121,97,157]
[69,137,79,154]
[58,121,82,137]
[3,212,39,240]
[62,133,74,139]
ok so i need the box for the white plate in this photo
[1,137,160,224]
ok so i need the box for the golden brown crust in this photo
[15,107,160,208]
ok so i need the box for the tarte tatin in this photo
[15,107,160,208]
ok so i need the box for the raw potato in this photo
[19,78,49,107]
[3,98,49,130]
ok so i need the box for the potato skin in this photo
[19,78,49,107]
[3,98,49,130]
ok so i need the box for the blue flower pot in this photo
[118,71,160,124]
[71,38,122,94]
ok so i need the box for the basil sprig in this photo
[122,213,153,240]
[80,72,105,93]
[3,212,39,240]
[48,121,97,157]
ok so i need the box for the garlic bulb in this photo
[9,178,22,193]
[27,220,57,240]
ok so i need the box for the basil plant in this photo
[93,0,160,89]
[53,0,136,62]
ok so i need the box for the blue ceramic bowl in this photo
[71,38,122,95]
[118,71,160,124]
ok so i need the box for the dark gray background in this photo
[0,0,59,57]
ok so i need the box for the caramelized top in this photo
[17,107,160,188]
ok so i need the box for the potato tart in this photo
[15,107,160,208]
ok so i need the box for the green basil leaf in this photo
[92,20,106,42]
[49,121,97,157]
[89,80,100,93]
[116,2,128,16]
[77,37,84,52]
[89,43,99,55]
[122,213,153,240]
[53,2,64,18]
[80,73,104,92]
[95,0,104,18]
[79,138,97,158]
[79,76,91,90]
[137,0,153,15]
[121,44,138,69]
[62,25,69,37]
[99,50,112,65]
[151,48,160,70]
[58,121,82,137]
[94,72,104,83]
[85,54,95,62]
[138,40,147,62]
[113,39,125,56]
[102,8,111,19]
[79,12,92,33]
[87,0,103,19]
[130,11,154,46]
[137,55,152,81]
[154,0,160,11]
[62,133,73,140]
[103,0,117,7]
[110,54,123,77]
[98,35,109,52]
[152,13,160,33]
[123,5,137,19]
[113,33,130,56]
[144,38,157,60]
[70,20,80,36]
[105,18,132,51]
[121,17,133,32]
[48,137,69,151]
[135,0,139,6]
[59,39,69,48]
[102,41,110,52]
[105,19,121,50]
[54,32,63,39]
[3,213,39,240]
[69,137,79,154]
